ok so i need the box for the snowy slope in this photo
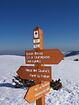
[0,55,79,105]
[53,60,79,83]
[65,54,79,61]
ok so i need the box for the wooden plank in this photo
[25,48,64,64]
[17,66,52,82]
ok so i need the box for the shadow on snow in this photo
[0,83,26,89]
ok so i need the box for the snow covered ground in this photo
[0,55,79,105]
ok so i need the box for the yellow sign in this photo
[24,81,50,103]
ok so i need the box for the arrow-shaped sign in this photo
[25,48,64,64]
[17,66,51,82]
[24,81,50,103]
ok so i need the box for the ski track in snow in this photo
[0,55,79,105]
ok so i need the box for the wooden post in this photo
[36,96,45,105]
[33,27,45,105]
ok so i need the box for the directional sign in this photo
[17,66,51,82]
[25,48,64,64]
[24,81,50,103]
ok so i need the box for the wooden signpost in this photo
[17,27,64,105]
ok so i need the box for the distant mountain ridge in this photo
[0,50,25,56]
[0,50,79,57]
[65,50,79,57]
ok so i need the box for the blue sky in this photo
[0,0,79,51]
